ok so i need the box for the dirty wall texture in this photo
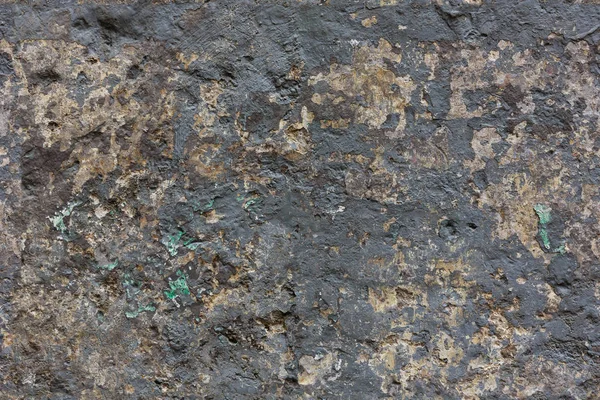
[3,0,600,399]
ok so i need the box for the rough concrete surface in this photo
[1,0,600,398]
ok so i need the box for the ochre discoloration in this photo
[308,39,416,138]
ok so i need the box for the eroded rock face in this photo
[1,0,600,398]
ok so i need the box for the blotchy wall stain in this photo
[1,1,600,399]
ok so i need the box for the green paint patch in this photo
[193,198,215,213]
[539,226,551,250]
[48,200,82,235]
[243,197,262,211]
[533,204,552,224]
[555,243,566,255]
[122,273,140,299]
[164,230,184,256]
[163,230,202,256]
[185,242,200,250]
[183,238,201,250]
[533,204,566,253]
[164,270,191,300]
[125,304,156,318]
[238,192,263,211]
[98,260,119,271]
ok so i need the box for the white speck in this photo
[334,359,342,371]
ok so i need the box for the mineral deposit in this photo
[1,0,600,399]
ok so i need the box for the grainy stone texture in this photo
[1,0,600,398]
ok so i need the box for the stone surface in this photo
[1,0,600,398]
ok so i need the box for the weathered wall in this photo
[1,0,600,398]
